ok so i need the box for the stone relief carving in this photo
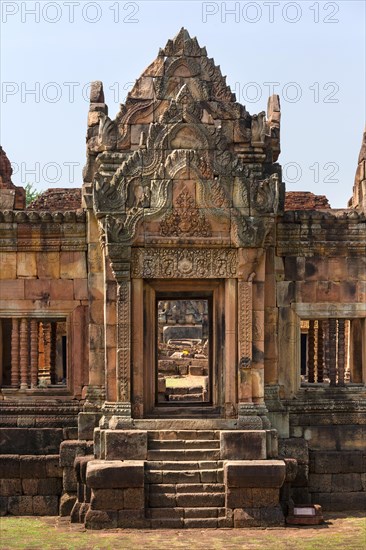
[131,248,237,278]
[117,281,131,402]
[160,188,212,237]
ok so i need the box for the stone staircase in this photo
[145,430,228,527]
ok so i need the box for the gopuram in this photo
[0,29,365,528]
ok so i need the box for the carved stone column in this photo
[30,319,38,388]
[337,319,345,386]
[317,320,324,383]
[50,322,57,385]
[323,319,330,380]
[328,318,337,386]
[116,280,132,416]
[238,280,252,403]
[307,320,315,383]
[11,318,20,388]
[38,322,52,385]
[19,318,29,390]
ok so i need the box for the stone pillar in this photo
[131,278,144,418]
[30,319,38,388]
[317,320,324,383]
[116,281,131,414]
[50,322,57,384]
[225,278,237,417]
[337,318,345,386]
[11,318,20,388]
[238,280,252,403]
[252,254,265,405]
[307,320,315,383]
[19,318,29,390]
[328,318,337,386]
[323,319,330,380]
[39,322,52,385]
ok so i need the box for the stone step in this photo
[147,430,220,441]
[149,439,220,450]
[146,468,224,484]
[149,516,232,529]
[135,420,237,430]
[147,507,226,519]
[149,491,225,508]
[146,460,222,471]
[148,483,225,494]
[147,449,220,461]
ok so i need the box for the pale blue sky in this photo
[1,0,365,207]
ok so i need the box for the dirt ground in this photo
[1,512,365,550]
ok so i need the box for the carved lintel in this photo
[131,247,237,279]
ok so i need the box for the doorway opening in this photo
[156,297,212,406]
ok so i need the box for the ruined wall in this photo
[268,208,366,511]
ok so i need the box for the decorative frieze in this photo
[131,247,237,279]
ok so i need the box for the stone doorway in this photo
[156,297,212,406]
[139,280,225,418]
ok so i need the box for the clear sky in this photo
[1,0,365,207]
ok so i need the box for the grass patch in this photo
[0,514,365,550]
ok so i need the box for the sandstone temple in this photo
[0,29,365,528]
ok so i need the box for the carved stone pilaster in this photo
[30,319,38,388]
[11,318,20,388]
[117,281,131,408]
[238,280,253,403]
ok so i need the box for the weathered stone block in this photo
[330,491,366,511]
[38,478,62,495]
[225,460,286,488]
[279,438,309,464]
[0,252,16,279]
[252,488,279,507]
[233,507,261,527]
[91,489,125,510]
[85,509,118,529]
[17,252,37,277]
[50,279,74,300]
[86,460,144,489]
[20,456,46,478]
[59,440,89,467]
[220,430,266,460]
[78,413,101,441]
[63,467,78,492]
[226,488,253,508]
[8,496,33,515]
[118,509,147,528]
[260,505,285,526]
[60,251,87,279]
[104,430,147,460]
[0,428,63,455]
[59,492,77,517]
[33,495,59,516]
[123,488,145,509]
[331,473,362,493]
[45,455,63,478]
[22,479,39,495]
[308,473,332,493]
[0,479,22,496]
[311,451,365,474]
[0,455,20,478]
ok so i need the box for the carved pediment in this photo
[86,29,284,281]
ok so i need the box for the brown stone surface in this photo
[27,188,82,211]
[285,191,331,210]
[86,461,145,489]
